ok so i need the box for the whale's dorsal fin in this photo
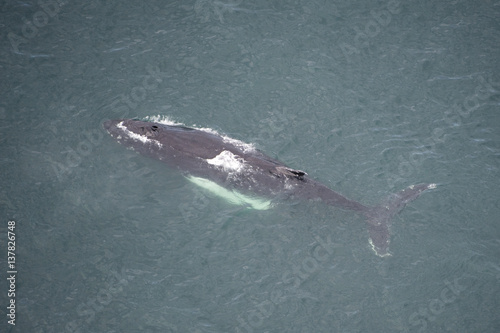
[272,166,307,180]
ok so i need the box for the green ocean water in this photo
[1,0,499,332]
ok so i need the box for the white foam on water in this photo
[220,135,256,153]
[195,126,256,153]
[369,238,392,258]
[117,121,149,143]
[116,121,163,148]
[206,150,246,173]
[145,115,181,126]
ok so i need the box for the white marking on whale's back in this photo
[186,176,272,210]
[145,115,256,153]
[206,150,246,172]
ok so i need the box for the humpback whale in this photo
[103,118,436,257]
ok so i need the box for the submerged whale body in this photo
[103,118,436,257]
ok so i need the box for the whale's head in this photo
[103,118,166,151]
[103,119,162,139]
[103,118,220,163]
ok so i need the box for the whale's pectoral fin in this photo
[272,166,307,180]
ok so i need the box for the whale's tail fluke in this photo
[364,183,437,257]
